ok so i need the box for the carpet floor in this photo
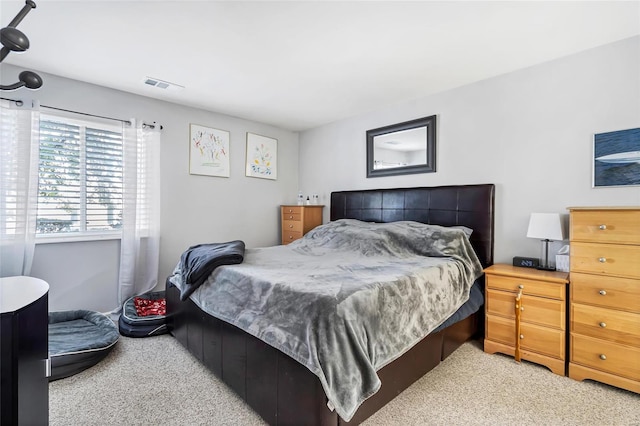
[49,335,640,425]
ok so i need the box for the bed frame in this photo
[166,183,495,425]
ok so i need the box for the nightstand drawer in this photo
[570,272,640,313]
[282,220,303,233]
[486,274,565,300]
[571,303,640,346]
[486,315,564,359]
[571,334,640,381]
[570,242,640,279]
[486,289,564,329]
[570,210,640,245]
[282,230,302,244]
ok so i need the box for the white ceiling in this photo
[1,1,638,131]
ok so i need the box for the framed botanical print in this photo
[189,124,230,177]
[245,132,277,180]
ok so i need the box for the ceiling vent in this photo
[143,77,184,90]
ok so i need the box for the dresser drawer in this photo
[486,315,564,359]
[570,272,640,313]
[281,206,302,215]
[486,274,565,300]
[570,210,640,244]
[571,303,640,346]
[282,213,301,221]
[570,242,640,279]
[282,230,302,244]
[571,334,640,381]
[282,220,303,233]
[486,289,565,329]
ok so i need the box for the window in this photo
[37,115,123,238]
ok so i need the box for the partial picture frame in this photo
[189,123,230,177]
[245,132,277,180]
[593,127,640,188]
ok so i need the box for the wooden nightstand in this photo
[484,264,569,375]
[280,205,324,245]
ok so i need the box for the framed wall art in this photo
[189,124,230,177]
[246,132,277,180]
[593,127,640,188]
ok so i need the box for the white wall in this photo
[2,64,299,312]
[298,36,640,265]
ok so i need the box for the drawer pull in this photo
[289,216,293,219]
[518,284,524,289]
[288,209,293,213]
[599,290,607,296]
[598,257,607,263]
[289,235,293,239]
[599,224,607,230]
[288,224,293,228]
[519,334,524,339]
[599,354,607,361]
[599,322,607,328]
[515,289,523,362]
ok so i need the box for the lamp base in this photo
[536,239,556,271]
[536,265,556,272]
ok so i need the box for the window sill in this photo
[35,233,122,244]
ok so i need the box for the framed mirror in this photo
[366,115,436,178]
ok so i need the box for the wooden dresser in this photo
[484,264,569,375]
[568,206,640,394]
[280,205,324,245]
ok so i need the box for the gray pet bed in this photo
[48,310,119,381]
[118,290,168,338]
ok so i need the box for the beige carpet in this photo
[49,335,640,425]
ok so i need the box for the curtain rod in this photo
[1,96,163,130]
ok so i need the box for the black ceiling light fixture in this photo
[0,0,42,91]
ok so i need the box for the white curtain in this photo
[0,100,40,277]
[117,119,161,306]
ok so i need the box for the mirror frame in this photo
[366,115,436,178]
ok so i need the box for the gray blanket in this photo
[169,219,483,421]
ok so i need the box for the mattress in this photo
[434,279,484,332]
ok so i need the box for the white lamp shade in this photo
[527,213,564,241]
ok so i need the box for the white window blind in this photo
[36,115,123,236]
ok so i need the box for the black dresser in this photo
[1,276,49,425]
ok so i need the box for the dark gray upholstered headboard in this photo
[330,184,495,268]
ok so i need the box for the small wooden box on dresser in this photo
[280,205,324,245]
[484,264,569,375]
[568,206,640,394]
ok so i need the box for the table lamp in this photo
[526,213,564,271]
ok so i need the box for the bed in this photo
[166,183,495,425]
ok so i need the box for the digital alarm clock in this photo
[512,256,539,269]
